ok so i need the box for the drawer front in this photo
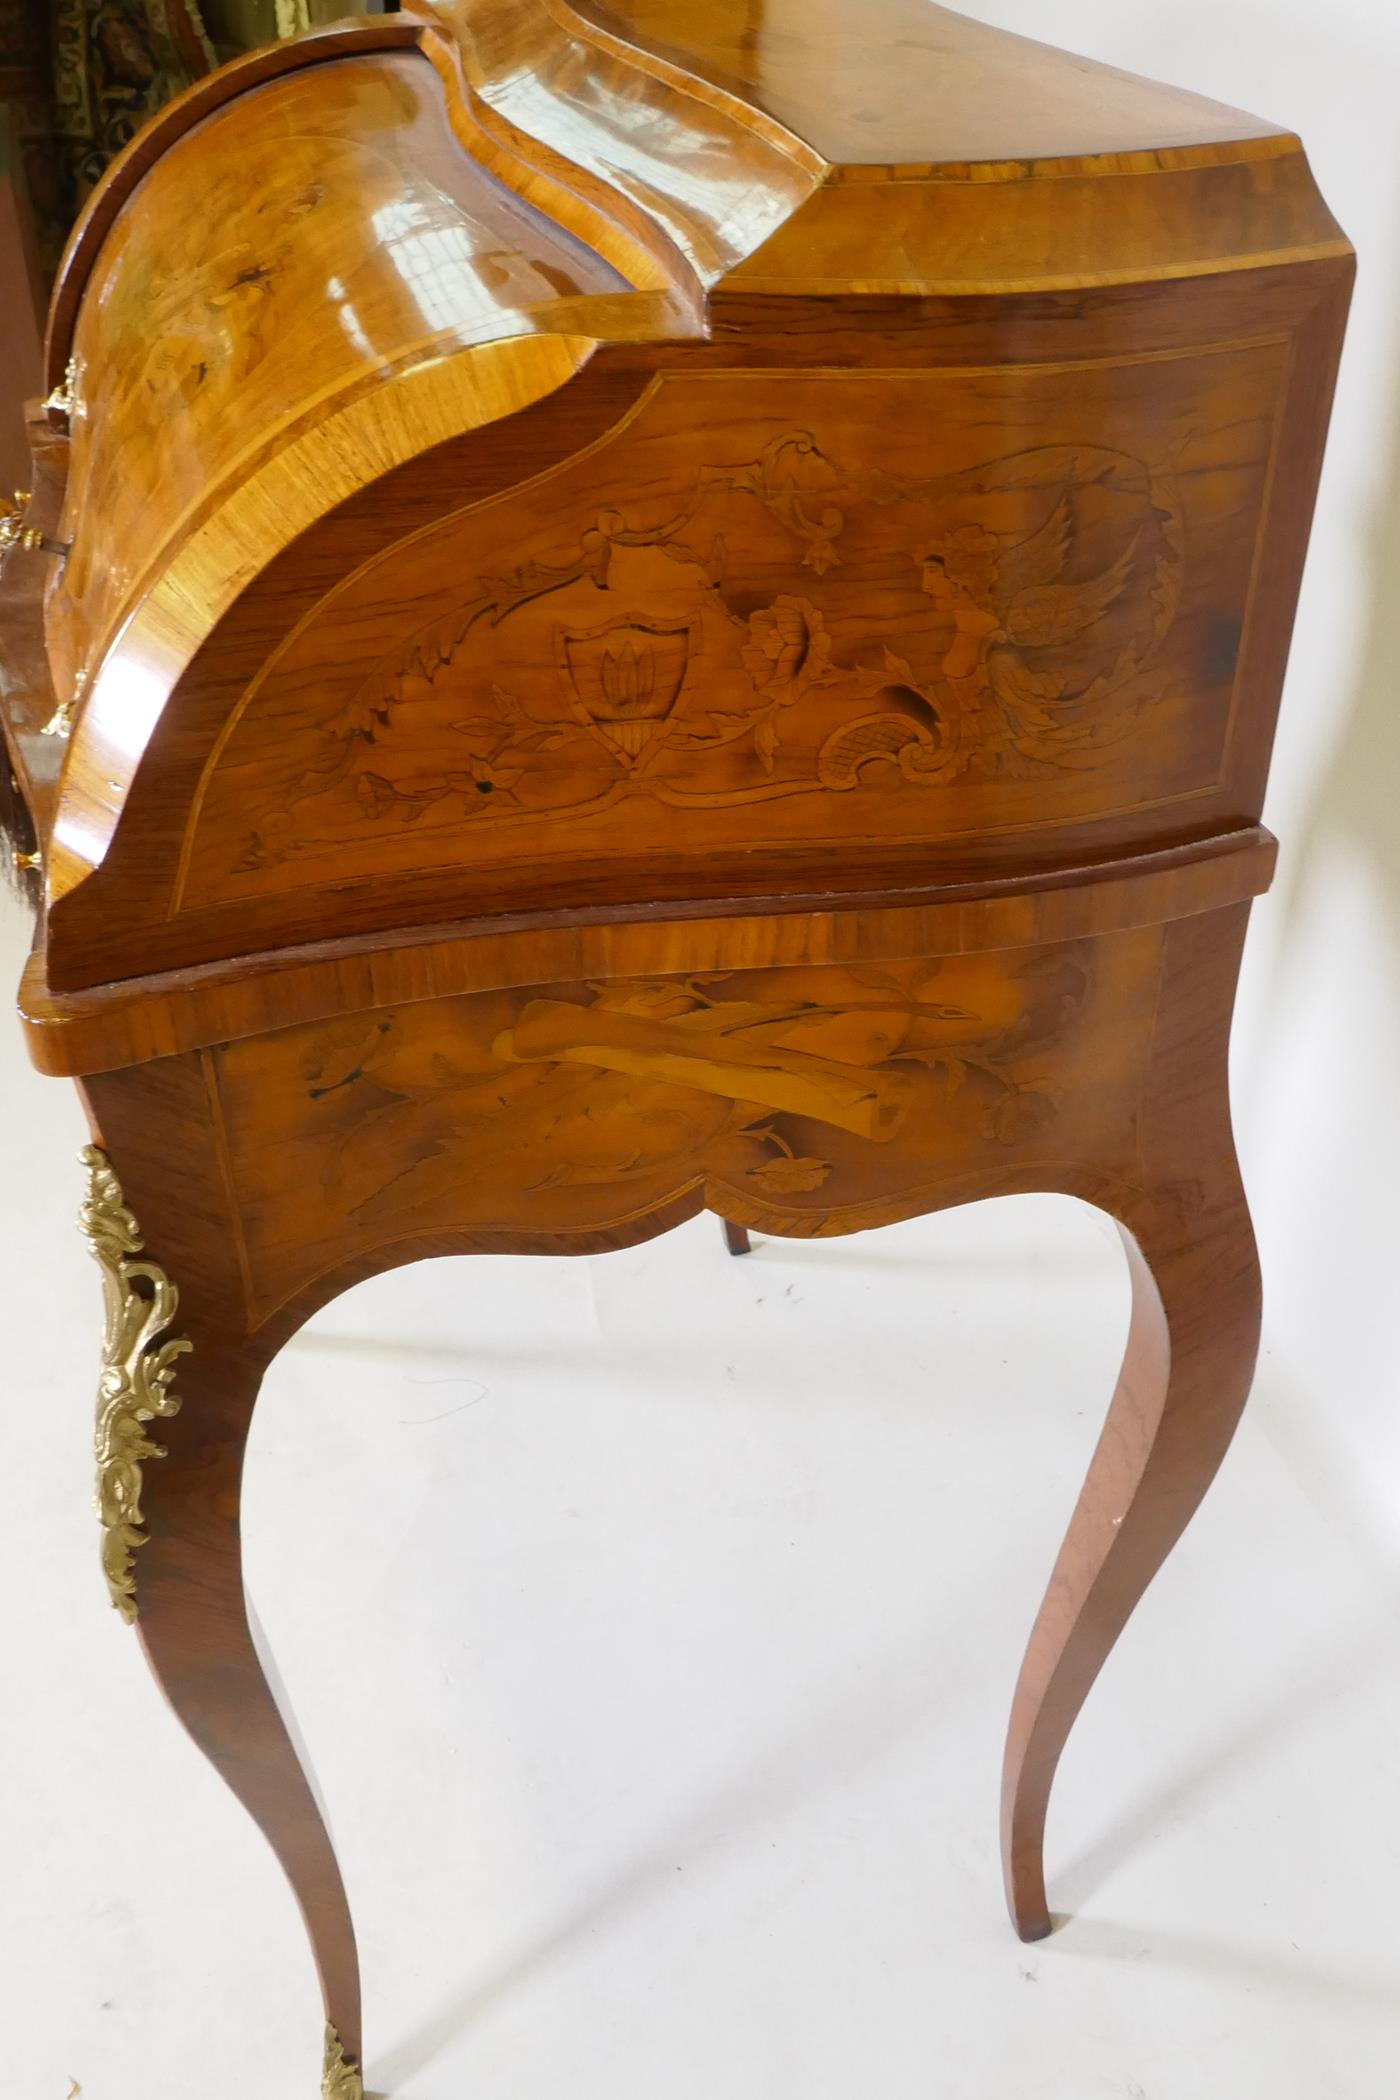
[206,926,1163,1323]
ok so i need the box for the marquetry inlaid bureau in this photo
[0,3,1351,2092]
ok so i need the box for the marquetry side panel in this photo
[176,348,1282,927]
[206,925,1164,1321]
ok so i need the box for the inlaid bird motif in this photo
[921,493,1143,771]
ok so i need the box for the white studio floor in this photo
[5,890,1400,2100]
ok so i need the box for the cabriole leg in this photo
[1000,905,1262,1940]
[77,1141,364,2095]
[1000,1195,1261,1938]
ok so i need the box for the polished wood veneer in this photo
[1,4,1350,2092]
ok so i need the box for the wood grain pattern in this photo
[38,252,1350,991]
[6,0,1341,993]
[207,928,1161,1320]
[1001,901,1262,1939]
[73,1057,368,2069]
[49,48,637,704]
[568,0,1289,167]
[19,829,1277,1078]
[74,893,1257,2016]
[172,349,1273,916]
[0,0,1354,2079]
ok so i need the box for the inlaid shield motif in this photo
[556,615,696,765]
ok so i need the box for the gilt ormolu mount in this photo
[0,2,1350,2091]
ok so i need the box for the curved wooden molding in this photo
[47,331,610,913]
[22,829,1275,1079]
[45,22,422,399]
[413,0,824,280]
[37,4,835,944]
[45,1,824,396]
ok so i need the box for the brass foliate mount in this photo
[322,2026,365,2100]
[0,489,71,569]
[79,1146,192,1623]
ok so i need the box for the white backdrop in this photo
[959,0,1400,1548]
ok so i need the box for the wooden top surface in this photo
[565,0,1284,167]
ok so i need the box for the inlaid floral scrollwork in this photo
[232,424,1186,874]
[79,1145,192,1623]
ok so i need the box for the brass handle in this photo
[11,848,41,875]
[0,490,71,565]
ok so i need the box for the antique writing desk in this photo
[0,3,1350,2093]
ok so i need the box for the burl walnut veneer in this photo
[0,4,1351,2092]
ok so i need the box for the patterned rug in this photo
[51,2,216,213]
[7,1,382,284]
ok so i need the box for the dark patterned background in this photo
[50,3,214,220]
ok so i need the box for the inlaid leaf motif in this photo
[745,1155,833,1193]
[741,595,839,696]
